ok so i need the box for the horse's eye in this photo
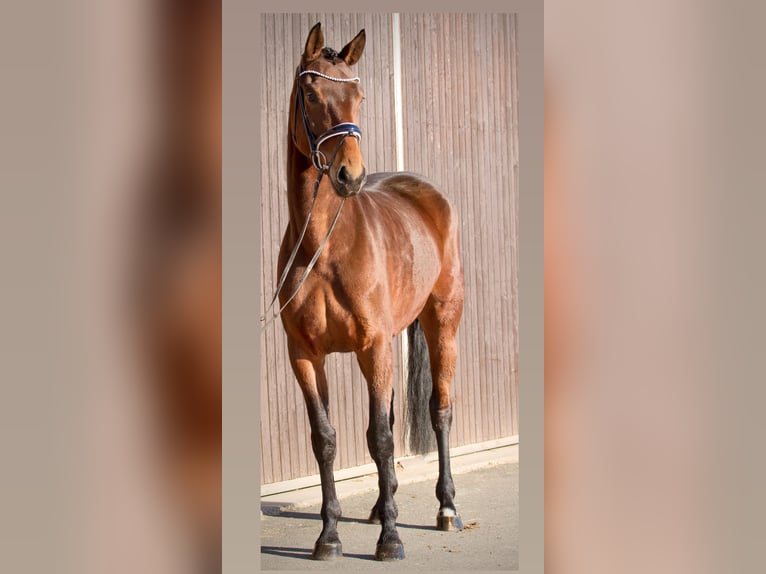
[306,92,319,104]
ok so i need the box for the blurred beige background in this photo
[2,1,221,573]
[546,1,766,573]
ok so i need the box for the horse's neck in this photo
[286,147,346,253]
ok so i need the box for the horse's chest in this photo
[283,270,383,354]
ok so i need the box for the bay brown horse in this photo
[267,22,465,561]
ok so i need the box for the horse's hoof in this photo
[374,542,405,561]
[312,541,343,560]
[436,513,464,531]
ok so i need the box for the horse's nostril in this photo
[337,166,349,184]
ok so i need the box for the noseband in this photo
[262,66,364,326]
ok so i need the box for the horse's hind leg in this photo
[420,295,465,531]
[356,337,405,560]
[288,346,343,560]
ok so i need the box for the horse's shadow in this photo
[260,545,371,561]
[263,505,437,531]
[260,546,313,560]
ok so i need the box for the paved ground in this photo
[260,446,518,570]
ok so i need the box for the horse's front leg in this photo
[288,346,343,560]
[356,337,405,561]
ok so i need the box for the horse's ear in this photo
[339,29,366,66]
[303,22,324,62]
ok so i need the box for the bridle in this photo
[261,65,364,326]
[293,67,363,172]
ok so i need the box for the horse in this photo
[265,22,465,561]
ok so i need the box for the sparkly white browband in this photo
[299,69,360,83]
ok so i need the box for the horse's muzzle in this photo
[333,166,367,197]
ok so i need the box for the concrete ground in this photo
[260,445,518,570]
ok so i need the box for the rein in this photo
[261,66,363,326]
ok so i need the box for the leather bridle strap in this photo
[262,196,346,326]
[260,187,347,327]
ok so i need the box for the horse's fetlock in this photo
[324,499,342,520]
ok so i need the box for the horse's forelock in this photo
[321,47,339,64]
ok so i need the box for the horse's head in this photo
[293,22,367,198]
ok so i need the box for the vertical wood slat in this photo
[260,14,519,484]
[510,14,521,436]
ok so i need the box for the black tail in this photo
[406,319,436,454]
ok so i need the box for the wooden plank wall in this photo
[398,13,520,449]
[260,13,519,485]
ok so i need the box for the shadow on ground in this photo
[260,462,519,570]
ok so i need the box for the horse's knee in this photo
[311,425,337,462]
[366,420,394,461]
